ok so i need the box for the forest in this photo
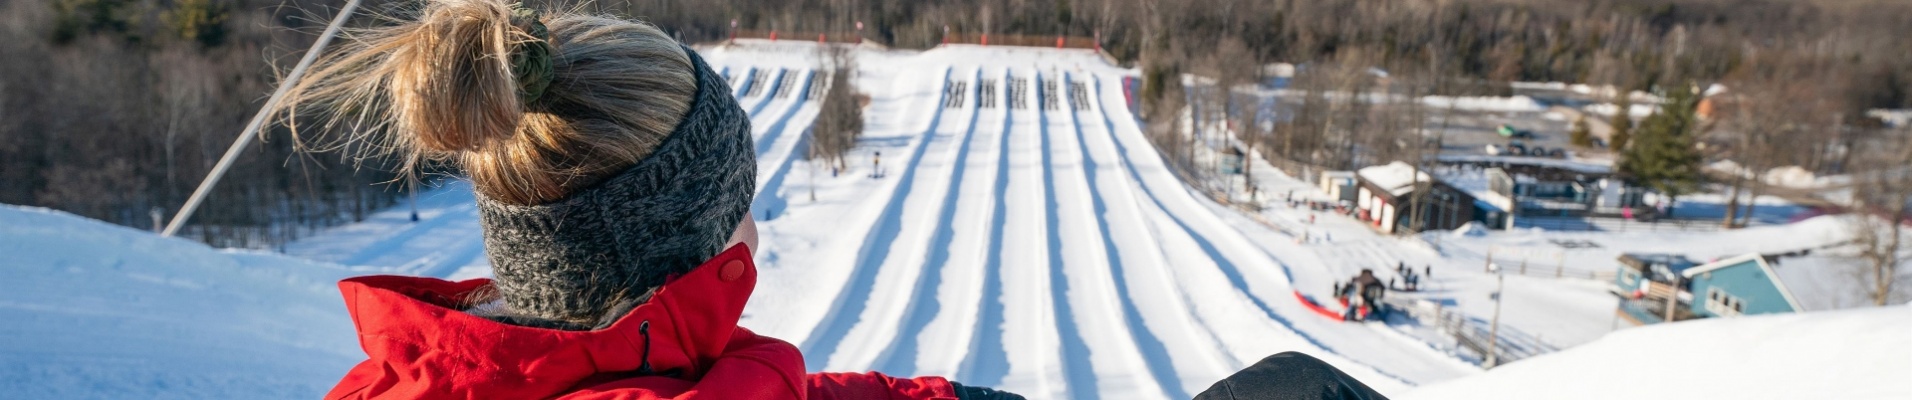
[2,0,1907,248]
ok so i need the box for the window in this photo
[1705,287,1746,317]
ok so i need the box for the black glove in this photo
[951,381,1027,400]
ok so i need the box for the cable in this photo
[162,0,362,237]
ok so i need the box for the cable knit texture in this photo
[474,45,754,326]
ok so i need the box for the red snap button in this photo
[720,260,746,282]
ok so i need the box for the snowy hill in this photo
[0,205,366,398]
[10,39,1907,399]
[1406,305,1912,400]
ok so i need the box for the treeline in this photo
[6,0,1910,248]
[0,0,407,248]
[600,0,1909,106]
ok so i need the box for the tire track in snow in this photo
[797,68,957,372]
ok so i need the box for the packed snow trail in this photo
[987,67,1068,398]
[869,69,1007,380]
[794,66,958,371]
[1041,72,1180,399]
[811,68,985,373]
[747,69,818,221]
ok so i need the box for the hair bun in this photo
[507,4,554,104]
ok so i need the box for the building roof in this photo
[1357,161,1434,197]
[1681,253,1874,312]
[1620,253,1699,273]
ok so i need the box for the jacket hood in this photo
[326,244,791,398]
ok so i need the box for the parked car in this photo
[1496,124,1535,139]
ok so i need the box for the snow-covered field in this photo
[5,40,1909,399]
[0,206,366,398]
[1407,306,1912,400]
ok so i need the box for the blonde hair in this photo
[277,0,696,205]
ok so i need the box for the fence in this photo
[1385,297,1558,367]
[1482,246,1618,281]
[732,29,864,44]
[1514,215,1722,233]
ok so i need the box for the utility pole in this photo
[1487,263,1504,369]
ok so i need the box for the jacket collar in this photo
[336,244,758,395]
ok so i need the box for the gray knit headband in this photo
[474,45,755,326]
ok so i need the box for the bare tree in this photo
[1849,127,1912,306]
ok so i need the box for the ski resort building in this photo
[1616,251,1868,326]
[1354,161,1478,234]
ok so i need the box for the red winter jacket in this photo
[325,244,957,400]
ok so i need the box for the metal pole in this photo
[162,0,362,237]
[408,178,419,222]
[1487,270,1504,368]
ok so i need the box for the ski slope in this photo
[278,41,1479,397]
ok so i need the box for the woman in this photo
[283,1,1004,398]
[285,1,1381,399]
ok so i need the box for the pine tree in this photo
[1569,114,1593,148]
[1620,85,1705,213]
[1608,95,1633,151]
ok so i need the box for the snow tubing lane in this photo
[1293,291,1344,321]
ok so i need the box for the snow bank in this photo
[1406,305,1912,400]
[0,205,368,398]
[1584,102,1656,118]
[1420,95,1545,113]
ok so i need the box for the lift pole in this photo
[162,0,362,237]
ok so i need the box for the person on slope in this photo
[277,2,1013,399]
[279,1,1385,399]
[1342,269,1385,321]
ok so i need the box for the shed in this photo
[1355,161,1478,234]
[1319,171,1357,203]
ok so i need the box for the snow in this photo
[8,39,1907,399]
[1763,255,1879,312]
[1406,305,1912,400]
[1584,102,1656,118]
[1420,95,1545,113]
[1357,161,1435,196]
[0,205,366,398]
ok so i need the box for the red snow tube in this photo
[1293,291,1344,320]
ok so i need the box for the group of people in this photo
[1333,263,1437,322]
[1335,269,1388,321]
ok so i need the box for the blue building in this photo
[1611,253,1701,325]
[1681,254,1793,317]
[1617,251,1866,325]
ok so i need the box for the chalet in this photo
[1354,162,1477,234]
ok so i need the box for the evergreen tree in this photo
[1569,114,1593,148]
[1620,85,1705,213]
[1608,95,1633,151]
